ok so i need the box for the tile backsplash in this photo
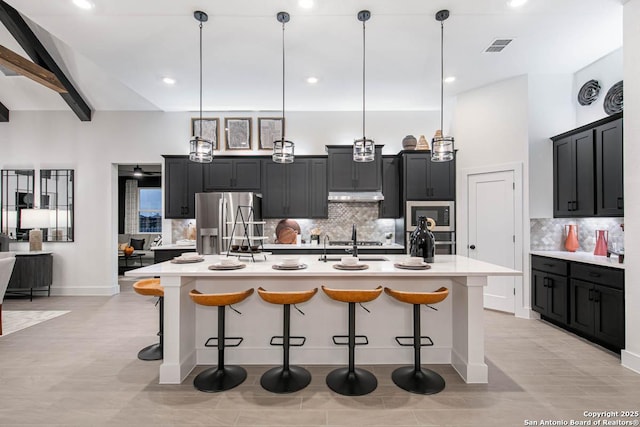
[530,217,624,252]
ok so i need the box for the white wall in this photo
[621,0,640,374]
[528,74,575,219]
[0,109,439,295]
[573,48,623,126]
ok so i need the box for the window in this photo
[138,188,162,233]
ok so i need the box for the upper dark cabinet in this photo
[163,156,203,219]
[552,113,623,218]
[261,158,327,219]
[326,145,382,191]
[379,156,400,218]
[402,152,455,201]
[203,158,261,191]
[595,118,623,216]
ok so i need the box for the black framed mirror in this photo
[1,169,36,241]
[40,169,74,242]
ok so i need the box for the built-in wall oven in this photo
[405,201,455,255]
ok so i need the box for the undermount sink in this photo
[317,256,389,262]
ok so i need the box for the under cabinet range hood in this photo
[328,191,384,202]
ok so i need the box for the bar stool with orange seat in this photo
[384,286,449,394]
[321,285,383,396]
[132,278,164,361]
[257,287,318,393]
[189,288,254,392]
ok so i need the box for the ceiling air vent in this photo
[484,38,513,53]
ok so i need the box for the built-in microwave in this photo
[406,201,455,232]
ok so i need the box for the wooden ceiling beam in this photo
[0,100,8,122]
[0,0,92,121]
[0,45,67,93]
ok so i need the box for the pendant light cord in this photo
[362,18,366,140]
[281,20,286,141]
[440,20,444,135]
[199,21,203,136]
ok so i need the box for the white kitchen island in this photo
[125,254,520,385]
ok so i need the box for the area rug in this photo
[1,310,70,337]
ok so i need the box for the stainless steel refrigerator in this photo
[195,192,262,255]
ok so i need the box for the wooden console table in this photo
[7,251,53,301]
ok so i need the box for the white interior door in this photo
[468,170,516,313]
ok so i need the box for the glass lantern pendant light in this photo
[353,10,375,163]
[431,10,454,162]
[272,11,295,164]
[189,11,214,163]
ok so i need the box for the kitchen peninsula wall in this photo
[530,217,624,252]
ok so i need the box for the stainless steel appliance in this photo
[195,192,262,255]
[405,201,455,255]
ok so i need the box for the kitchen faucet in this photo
[322,235,330,262]
[351,224,358,257]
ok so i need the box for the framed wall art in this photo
[191,118,219,150]
[258,117,284,150]
[225,117,252,150]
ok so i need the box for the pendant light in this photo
[353,10,375,163]
[189,10,214,163]
[431,10,454,162]
[272,11,295,164]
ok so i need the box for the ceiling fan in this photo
[121,164,161,177]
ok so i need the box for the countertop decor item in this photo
[416,135,430,150]
[431,10,455,162]
[20,208,50,252]
[577,79,601,106]
[275,219,300,244]
[272,11,295,164]
[409,216,436,263]
[603,80,623,115]
[564,224,579,252]
[188,10,214,163]
[402,135,417,150]
[594,229,608,256]
[352,10,375,163]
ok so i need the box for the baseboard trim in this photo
[621,349,640,374]
[51,285,120,296]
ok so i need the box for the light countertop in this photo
[151,244,197,250]
[125,254,521,278]
[530,250,624,269]
[262,243,405,250]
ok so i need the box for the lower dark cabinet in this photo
[7,253,53,300]
[531,270,568,325]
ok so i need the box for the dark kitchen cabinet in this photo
[402,151,455,201]
[595,118,623,217]
[262,160,310,218]
[163,155,203,219]
[553,130,594,217]
[551,113,623,218]
[531,260,568,325]
[326,145,382,191]
[309,158,328,218]
[379,156,400,218]
[569,263,624,350]
[203,158,261,191]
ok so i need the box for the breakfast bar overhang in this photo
[126,254,521,385]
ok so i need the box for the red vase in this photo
[564,224,579,252]
[594,230,608,256]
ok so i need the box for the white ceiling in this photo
[0,0,624,114]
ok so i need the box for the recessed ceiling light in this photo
[298,0,314,9]
[306,76,319,84]
[444,76,456,83]
[507,0,527,7]
[72,0,94,10]
[162,77,176,85]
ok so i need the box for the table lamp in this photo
[20,208,50,251]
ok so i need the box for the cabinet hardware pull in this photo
[617,197,624,209]
[593,290,600,303]
[567,201,573,211]
[547,279,553,289]
[588,288,594,301]
[572,201,578,210]
[588,272,601,278]
[543,277,548,288]
[543,263,554,267]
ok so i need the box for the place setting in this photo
[208,257,246,270]
[170,253,205,264]
[272,257,307,270]
[332,256,369,271]
[394,256,431,270]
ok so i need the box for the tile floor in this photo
[0,278,638,426]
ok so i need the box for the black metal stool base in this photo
[260,365,311,394]
[137,343,162,361]
[194,365,247,392]
[391,366,445,395]
[326,367,377,396]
